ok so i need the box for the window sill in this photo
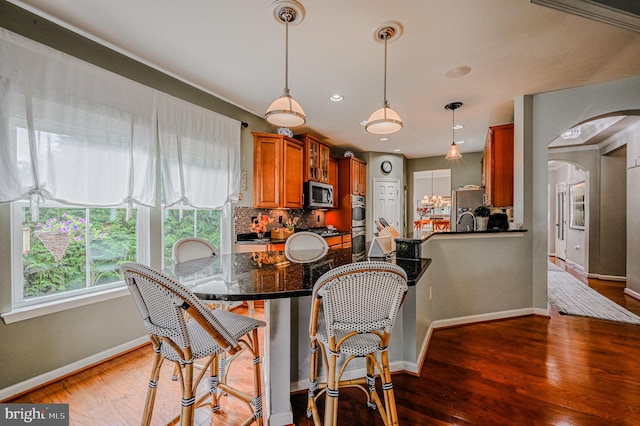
[1,287,129,324]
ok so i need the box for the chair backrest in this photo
[172,237,219,264]
[285,231,329,263]
[310,261,408,338]
[120,262,238,353]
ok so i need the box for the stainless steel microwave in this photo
[304,181,334,209]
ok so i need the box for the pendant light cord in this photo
[452,106,455,143]
[285,17,289,93]
[383,34,388,106]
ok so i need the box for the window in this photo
[163,208,221,266]
[12,203,146,307]
[569,181,585,230]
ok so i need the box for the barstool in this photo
[306,261,408,425]
[120,262,265,425]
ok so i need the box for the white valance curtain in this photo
[0,28,157,219]
[159,95,241,210]
[0,28,242,218]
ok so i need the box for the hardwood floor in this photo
[8,264,640,425]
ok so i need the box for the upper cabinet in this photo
[252,132,304,209]
[338,157,366,196]
[482,124,514,207]
[296,134,331,183]
[327,157,339,207]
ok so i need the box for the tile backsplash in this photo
[234,207,326,236]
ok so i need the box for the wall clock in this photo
[381,160,392,173]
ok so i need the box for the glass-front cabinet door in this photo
[308,139,319,180]
[319,143,330,182]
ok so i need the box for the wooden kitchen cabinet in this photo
[328,156,339,207]
[341,157,366,196]
[482,123,514,207]
[297,134,331,183]
[253,132,304,209]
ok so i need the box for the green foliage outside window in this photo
[163,209,221,266]
[22,207,137,299]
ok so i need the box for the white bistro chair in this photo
[307,261,408,426]
[284,231,329,263]
[171,237,219,263]
[120,262,265,426]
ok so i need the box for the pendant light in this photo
[366,25,403,135]
[445,102,463,160]
[265,1,306,128]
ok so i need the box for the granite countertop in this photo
[236,230,350,244]
[164,247,431,301]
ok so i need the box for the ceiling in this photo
[8,0,640,158]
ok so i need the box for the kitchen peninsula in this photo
[166,247,430,425]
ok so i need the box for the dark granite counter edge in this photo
[236,231,351,244]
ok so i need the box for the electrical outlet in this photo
[279,216,283,223]
[317,215,320,222]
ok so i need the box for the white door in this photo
[555,183,567,260]
[373,179,401,232]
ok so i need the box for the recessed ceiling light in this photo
[379,137,389,141]
[453,124,464,130]
[330,94,344,102]
[445,66,472,78]
[360,120,367,126]
[393,148,402,152]
[456,140,465,144]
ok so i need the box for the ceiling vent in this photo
[532,0,640,33]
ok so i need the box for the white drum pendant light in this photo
[265,0,306,128]
[445,102,463,160]
[366,25,403,135]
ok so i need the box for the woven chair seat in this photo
[161,310,265,362]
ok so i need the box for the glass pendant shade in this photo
[445,142,462,160]
[265,92,306,127]
[365,104,403,135]
[445,101,463,160]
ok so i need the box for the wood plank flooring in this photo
[7,259,640,425]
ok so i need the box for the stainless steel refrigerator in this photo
[450,189,485,231]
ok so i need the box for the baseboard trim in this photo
[624,287,640,301]
[587,273,626,282]
[0,336,149,401]
[431,308,538,329]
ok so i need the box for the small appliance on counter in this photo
[488,213,509,231]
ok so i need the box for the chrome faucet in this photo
[457,211,476,231]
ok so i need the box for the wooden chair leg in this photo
[250,328,264,426]
[179,361,196,426]
[142,347,164,426]
[380,350,399,426]
[324,350,339,426]
[306,339,322,424]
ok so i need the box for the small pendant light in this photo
[265,1,306,128]
[445,102,463,160]
[366,25,403,135]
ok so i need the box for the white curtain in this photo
[0,28,157,218]
[159,95,241,210]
